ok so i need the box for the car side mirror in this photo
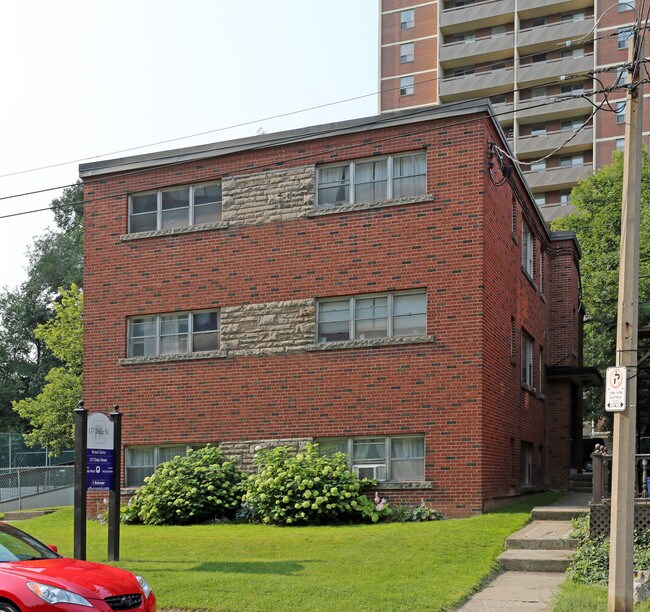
[47,545,58,553]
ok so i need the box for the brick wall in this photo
[82,110,579,517]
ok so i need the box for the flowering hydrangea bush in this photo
[243,443,384,525]
[123,445,245,525]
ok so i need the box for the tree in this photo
[12,285,83,454]
[551,150,650,426]
[0,183,83,433]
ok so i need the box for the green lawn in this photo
[553,576,650,611]
[7,493,560,611]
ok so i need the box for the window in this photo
[529,159,546,172]
[522,223,534,277]
[125,445,192,487]
[539,347,545,395]
[521,331,534,388]
[530,123,546,136]
[451,66,475,78]
[619,0,634,11]
[530,86,546,100]
[560,191,571,204]
[316,435,425,481]
[618,28,632,49]
[492,24,507,36]
[491,94,507,105]
[561,47,584,59]
[616,138,625,151]
[317,291,426,342]
[520,442,533,486]
[531,16,547,27]
[561,83,585,95]
[452,31,475,43]
[127,310,219,357]
[400,75,414,96]
[615,67,627,86]
[129,182,221,233]
[400,42,414,63]
[561,118,585,131]
[531,52,547,63]
[560,154,584,167]
[317,151,426,207]
[492,61,507,72]
[534,194,546,206]
[616,102,626,124]
[400,9,414,29]
[562,11,585,21]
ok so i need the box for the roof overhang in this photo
[546,366,603,387]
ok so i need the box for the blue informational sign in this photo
[86,412,115,491]
[87,448,115,491]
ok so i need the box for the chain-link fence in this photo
[0,465,74,511]
[0,433,74,469]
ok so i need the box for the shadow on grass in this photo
[128,560,319,575]
[485,491,565,515]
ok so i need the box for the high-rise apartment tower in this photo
[379,0,649,220]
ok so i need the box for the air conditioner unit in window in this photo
[354,464,387,481]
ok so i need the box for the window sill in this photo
[121,221,229,241]
[376,481,433,490]
[521,267,538,290]
[308,194,436,217]
[521,383,537,394]
[120,350,227,365]
[307,335,435,352]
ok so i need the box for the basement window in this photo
[315,435,425,481]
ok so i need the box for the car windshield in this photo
[0,524,59,562]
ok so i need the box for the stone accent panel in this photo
[219,438,311,473]
[222,166,315,225]
[220,299,316,354]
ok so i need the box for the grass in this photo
[552,580,650,611]
[8,492,560,611]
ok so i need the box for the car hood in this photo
[0,558,141,598]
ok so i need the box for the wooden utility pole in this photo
[608,27,644,612]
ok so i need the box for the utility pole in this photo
[608,26,644,612]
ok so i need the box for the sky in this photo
[0,0,378,290]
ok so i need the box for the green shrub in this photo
[242,443,381,525]
[123,445,245,525]
[387,500,443,523]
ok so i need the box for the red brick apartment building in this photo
[80,102,598,517]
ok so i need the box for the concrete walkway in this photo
[457,492,591,611]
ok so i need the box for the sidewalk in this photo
[457,492,591,611]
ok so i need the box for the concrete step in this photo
[530,505,589,521]
[505,520,578,551]
[497,548,574,572]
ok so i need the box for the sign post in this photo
[605,367,627,413]
[73,401,88,560]
[108,405,122,561]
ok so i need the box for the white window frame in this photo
[560,191,571,205]
[316,151,426,207]
[534,194,546,206]
[618,28,632,49]
[539,347,545,396]
[125,445,200,487]
[400,9,414,29]
[400,75,414,96]
[529,159,546,172]
[315,435,425,482]
[616,138,625,151]
[560,154,584,168]
[317,290,427,343]
[616,102,626,124]
[127,310,220,357]
[128,181,222,233]
[400,42,414,63]
[521,331,534,389]
[520,441,533,486]
[619,0,634,11]
[522,223,534,278]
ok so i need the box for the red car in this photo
[0,521,155,611]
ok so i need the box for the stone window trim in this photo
[121,220,229,242]
[119,335,436,366]
[307,335,435,352]
[308,194,436,217]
